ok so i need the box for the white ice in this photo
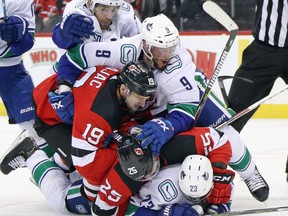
[0,116,288,216]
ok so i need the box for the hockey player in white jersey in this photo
[55,13,269,202]
[52,0,141,50]
[0,0,53,156]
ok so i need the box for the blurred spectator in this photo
[56,0,72,14]
[35,0,71,32]
[153,0,167,15]
[164,0,181,29]
[126,0,181,26]
[179,0,255,31]
[233,0,256,30]
[180,0,202,20]
[34,0,256,33]
[180,0,228,31]
[125,0,154,21]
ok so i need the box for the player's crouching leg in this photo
[26,150,90,214]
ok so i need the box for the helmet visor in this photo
[151,45,176,61]
[139,156,160,182]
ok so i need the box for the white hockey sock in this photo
[26,150,71,213]
[220,125,256,179]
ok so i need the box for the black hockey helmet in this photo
[112,132,160,181]
[118,61,157,97]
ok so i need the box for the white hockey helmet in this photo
[141,14,179,50]
[179,155,213,203]
[89,0,123,12]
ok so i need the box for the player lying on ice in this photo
[0,122,234,215]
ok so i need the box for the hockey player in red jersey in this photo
[33,61,157,215]
[32,61,156,167]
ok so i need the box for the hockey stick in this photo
[194,1,238,125]
[218,75,253,107]
[285,155,288,182]
[205,205,288,215]
[216,84,288,129]
[0,0,7,20]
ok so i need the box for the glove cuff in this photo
[58,84,72,93]
[60,14,70,30]
[13,15,28,36]
[213,167,235,184]
[57,79,73,88]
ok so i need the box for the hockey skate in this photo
[0,130,37,175]
[244,166,269,202]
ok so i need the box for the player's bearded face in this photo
[94,4,120,30]
[125,92,150,113]
[151,46,176,70]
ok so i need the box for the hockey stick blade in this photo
[203,0,238,32]
[216,84,288,129]
[205,205,288,215]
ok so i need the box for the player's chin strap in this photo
[141,45,155,69]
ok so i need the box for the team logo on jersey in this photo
[202,172,210,181]
[158,180,178,202]
[134,147,144,155]
[180,170,186,179]
[146,23,153,31]
[76,205,89,214]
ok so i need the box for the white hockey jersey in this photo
[62,0,141,43]
[128,165,189,212]
[62,35,200,118]
[0,0,35,66]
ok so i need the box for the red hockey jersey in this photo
[160,127,232,168]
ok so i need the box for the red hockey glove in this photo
[208,167,235,204]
